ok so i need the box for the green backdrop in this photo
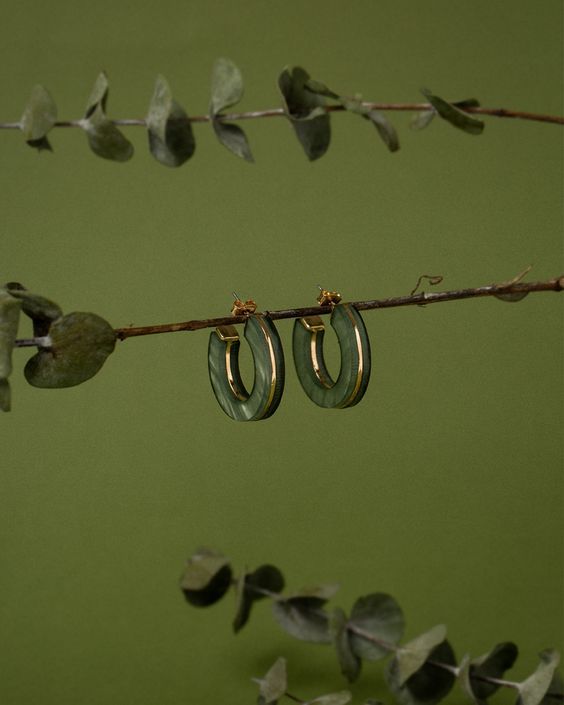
[1,2,562,704]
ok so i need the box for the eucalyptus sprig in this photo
[1,271,562,412]
[180,549,563,705]
[2,58,563,164]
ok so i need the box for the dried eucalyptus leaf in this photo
[307,692,352,705]
[212,119,254,162]
[24,312,116,389]
[278,66,331,161]
[210,57,245,114]
[20,85,57,151]
[146,75,195,167]
[541,672,563,705]
[85,71,109,118]
[234,563,285,633]
[349,593,405,661]
[421,89,484,135]
[257,657,287,705]
[387,638,457,705]
[518,650,561,705]
[331,607,361,683]
[180,548,232,607]
[83,105,134,161]
[304,78,339,100]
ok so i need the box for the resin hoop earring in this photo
[208,314,285,421]
[293,303,371,409]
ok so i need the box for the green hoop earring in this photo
[293,303,371,409]
[208,314,285,421]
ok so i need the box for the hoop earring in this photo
[208,312,285,421]
[293,290,371,409]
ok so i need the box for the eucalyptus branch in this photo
[5,59,564,164]
[2,102,563,130]
[180,550,564,705]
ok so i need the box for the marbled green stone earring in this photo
[293,289,371,409]
[208,307,285,422]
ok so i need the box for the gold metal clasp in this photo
[317,286,342,307]
[231,292,258,316]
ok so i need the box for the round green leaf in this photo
[331,607,361,683]
[387,638,457,705]
[82,105,134,162]
[278,66,331,161]
[518,650,561,705]
[20,85,57,151]
[24,312,116,389]
[146,75,195,167]
[180,548,232,607]
[210,57,244,115]
[257,657,287,705]
[462,642,518,704]
[272,587,337,643]
[85,71,109,118]
[421,88,484,135]
[396,625,448,686]
[349,593,405,661]
[233,563,285,632]
[5,284,62,336]
[212,119,254,161]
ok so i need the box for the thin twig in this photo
[112,276,564,342]
[1,102,563,129]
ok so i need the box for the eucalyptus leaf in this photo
[349,593,405,662]
[257,657,287,705]
[0,379,11,413]
[364,110,400,152]
[395,625,448,685]
[233,564,284,632]
[411,110,436,131]
[421,89,484,135]
[517,650,561,705]
[0,290,22,412]
[461,642,518,704]
[146,75,195,167]
[307,692,352,705]
[387,638,457,705]
[331,607,361,682]
[82,105,134,161]
[212,119,254,162]
[5,284,62,336]
[20,85,57,151]
[278,66,331,161]
[210,57,244,114]
[180,548,232,607]
[541,672,563,705]
[272,585,338,643]
[85,71,109,118]
[0,290,22,379]
[24,312,116,389]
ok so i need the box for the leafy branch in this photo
[1,269,562,411]
[2,58,563,164]
[180,548,563,705]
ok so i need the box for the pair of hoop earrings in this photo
[208,290,372,421]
